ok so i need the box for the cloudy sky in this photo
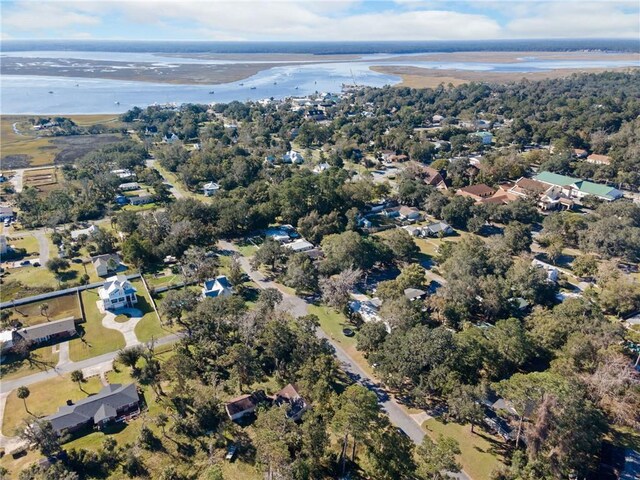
[1,0,639,41]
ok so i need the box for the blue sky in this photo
[2,1,639,41]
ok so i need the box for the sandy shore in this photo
[377,50,640,64]
[370,65,640,88]
[2,51,638,86]
[158,52,362,62]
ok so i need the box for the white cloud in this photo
[504,1,640,38]
[1,0,638,40]
[2,1,101,31]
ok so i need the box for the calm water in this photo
[1,50,638,114]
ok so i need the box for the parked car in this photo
[225,444,237,461]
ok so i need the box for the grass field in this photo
[0,343,59,380]
[130,279,171,342]
[308,304,375,378]
[2,374,103,436]
[70,289,126,361]
[4,293,81,326]
[1,115,123,168]
[6,234,39,257]
[423,418,506,480]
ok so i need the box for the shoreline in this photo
[1,50,638,86]
[370,65,640,88]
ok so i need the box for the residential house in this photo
[398,206,422,222]
[273,384,308,421]
[98,275,138,310]
[1,317,77,354]
[533,171,622,202]
[586,153,612,165]
[70,225,99,241]
[388,154,409,162]
[43,383,140,435]
[0,206,15,221]
[573,148,588,159]
[203,181,220,196]
[265,227,293,243]
[380,150,395,162]
[425,221,454,237]
[349,297,383,324]
[382,206,401,218]
[404,288,427,302]
[225,391,268,421]
[92,254,123,277]
[129,192,154,206]
[456,184,496,202]
[313,162,331,174]
[421,166,447,190]
[284,239,315,253]
[432,114,444,124]
[163,133,179,144]
[202,275,234,298]
[508,177,573,211]
[532,259,559,283]
[111,169,135,180]
[119,182,140,191]
[283,150,304,164]
[472,131,493,145]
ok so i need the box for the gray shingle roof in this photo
[13,317,76,343]
[44,383,139,433]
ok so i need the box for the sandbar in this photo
[370,65,640,89]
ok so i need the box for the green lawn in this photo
[70,289,126,361]
[308,304,376,378]
[6,235,39,257]
[5,293,81,326]
[2,374,103,436]
[130,279,171,342]
[308,304,357,347]
[423,418,506,480]
[0,343,59,380]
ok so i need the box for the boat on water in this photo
[239,83,244,86]
[209,91,215,94]
[250,86,257,90]
[115,101,120,105]
[48,91,54,94]
[273,82,277,85]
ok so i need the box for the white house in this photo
[70,225,100,241]
[119,182,140,191]
[313,162,331,174]
[111,169,135,180]
[163,133,179,144]
[203,181,220,196]
[284,239,314,253]
[283,150,304,164]
[532,259,559,283]
[202,275,234,298]
[92,254,123,277]
[98,275,138,310]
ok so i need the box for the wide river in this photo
[1,51,638,114]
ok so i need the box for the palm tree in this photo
[17,386,31,415]
[70,370,86,393]
[39,303,50,321]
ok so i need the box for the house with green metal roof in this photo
[534,171,622,202]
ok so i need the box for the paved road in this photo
[0,333,180,394]
[146,158,184,199]
[32,230,50,265]
[218,241,471,479]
